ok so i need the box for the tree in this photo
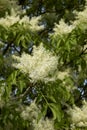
[0,0,87,130]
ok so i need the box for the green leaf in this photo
[49,103,63,122]
[37,104,47,122]
[47,96,56,103]
[81,58,86,70]
[7,70,18,85]
[22,39,27,49]
[19,80,26,93]
[15,33,22,46]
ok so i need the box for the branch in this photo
[79,47,87,56]
[13,45,21,55]
[12,87,31,100]
[3,43,11,55]
[11,83,36,101]
[3,35,18,55]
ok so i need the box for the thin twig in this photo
[11,83,36,100]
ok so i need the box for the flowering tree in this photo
[0,0,87,130]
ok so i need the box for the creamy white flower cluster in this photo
[68,101,87,127]
[53,19,75,37]
[13,44,58,83]
[73,7,87,30]
[51,4,87,37]
[0,9,44,31]
[0,9,19,27]
[57,69,70,80]
[33,118,54,130]
[21,101,55,130]
[29,16,44,31]
[21,101,39,120]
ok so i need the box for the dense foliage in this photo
[0,0,87,130]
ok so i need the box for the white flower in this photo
[21,101,55,130]
[13,43,58,83]
[57,69,70,80]
[73,6,87,30]
[33,118,55,130]
[0,9,44,31]
[77,122,84,127]
[21,101,39,120]
[19,16,29,24]
[68,101,87,127]
[0,9,20,27]
[29,16,44,31]
[52,19,75,37]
